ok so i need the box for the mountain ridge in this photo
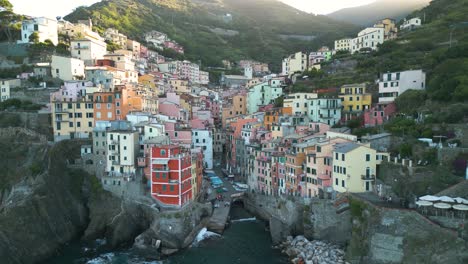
[64,0,358,71]
[327,0,431,26]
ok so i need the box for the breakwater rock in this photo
[279,235,347,264]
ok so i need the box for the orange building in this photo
[93,85,143,121]
[222,94,247,127]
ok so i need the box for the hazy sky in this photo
[10,0,377,18]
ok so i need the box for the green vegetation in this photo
[0,0,23,42]
[0,99,44,111]
[64,0,357,72]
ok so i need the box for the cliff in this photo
[0,125,211,263]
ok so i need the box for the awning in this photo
[434,202,451,209]
[416,201,433,206]
[452,204,468,211]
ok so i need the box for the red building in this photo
[96,59,115,67]
[150,145,193,207]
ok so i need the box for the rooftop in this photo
[334,142,361,154]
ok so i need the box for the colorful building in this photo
[149,145,193,207]
[339,83,372,121]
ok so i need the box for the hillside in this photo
[64,0,357,72]
[328,0,431,26]
[298,0,468,124]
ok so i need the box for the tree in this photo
[29,32,39,43]
[394,90,426,115]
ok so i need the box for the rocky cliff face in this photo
[0,130,88,264]
[345,197,468,264]
[0,127,212,263]
[242,193,304,244]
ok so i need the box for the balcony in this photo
[109,140,119,145]
[74,45,89,50]
[319,114,334,119]
[361,174,376,181]
[54,108,68,113]
[112,160,120,165]
[320,104,340,110]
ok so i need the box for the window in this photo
[107,112,112,118]
[366,154,370,161]
[170,185,174,191]
[96,112,101,119]
[335,178,338,186]
[342,180,345,187]
[88,122,92,127]
[342,154,345,161]
[160,149,166,156]
[69,122,73,127]
[96,103,101,109]
[77,122,81,127]
[384,82,388,88]
[162,185,166,191]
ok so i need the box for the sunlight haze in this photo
[9,0,378,18]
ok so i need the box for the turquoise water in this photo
[46,206,288,264]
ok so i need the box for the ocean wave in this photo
[86,252,115,264]
[193,227,221,245]
[231,217,256,223]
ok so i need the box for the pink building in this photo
[164,122,192,147]
[306,137,350,198]
[308,122,331,135]
[50,81,94,102]
[364,102,397,127]
[164,41,184,54]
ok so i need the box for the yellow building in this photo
[339,83,372,120]
[169,79,190,94]
[332,142,377,193]
[51,82,97,142]
[374,18,398,40]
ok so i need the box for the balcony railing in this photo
[74,45,89,50]
[361,174,376,181]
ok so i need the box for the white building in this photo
[284,93,318,116]
[104,28,128,48]
[334,38,352,52]
[18,17,58,45]
[106,130,139,178]
[180,61,200,83]
[308,97,342,126]
[400,18,422,31]
[351,27,384,53]
[192,129,213,169]
[51,55,85,81]
[0,79,20,102]
[71,36,107,66]
[282,52,308,76]
[378,69,426,103]
[103,53,135,71]
[199,71,209,85]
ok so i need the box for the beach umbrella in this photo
[453,204,468,219]
[453,197,468,204]
[434,202,451,217]
[439,196,455,203]
[416,200,433,206]
[434,202,451,209]
[416,200,433,215]
[419,195,440,202]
